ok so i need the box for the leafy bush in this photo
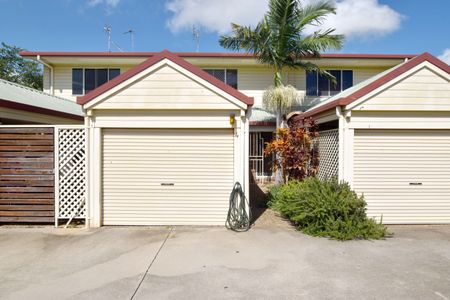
[264,118,319,183]
[268,177,390,240]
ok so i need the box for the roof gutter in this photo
[37,55,54,95]
[0,98,83,121]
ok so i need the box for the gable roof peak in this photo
[295,52,449,120]
[77,50,254,106]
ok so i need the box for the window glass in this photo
[318,72,329,97]
[97,69,108,87]
[226,69,238,89]
[342,70,353,90]
[306,70,353,96]
[329,70,342,96]
[205,69,226,82]
[306,71,318,96]
[84,69,95,94]
[73,68,122,95]
[109,69,120,80]
[72,69,83,95]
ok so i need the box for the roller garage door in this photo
[353,130,450,224]
[102,129,234,225]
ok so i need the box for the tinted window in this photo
[97,69,108,87]
[109,68,120,80]
[318,72,329,97]
[72,69,83,95]
[84,69,96,94]
[329,70,342,96]
[205,69,225,82]
[342,70,353,90]
[306,71,317,96]
[306,70,353,96]
[226,69,238,89]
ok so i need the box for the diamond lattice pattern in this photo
[58,128,86,218]
[316,129,339,180]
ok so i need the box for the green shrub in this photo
[268,177,390,240]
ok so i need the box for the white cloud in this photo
[87,0,120,8]
[165,0,402,38]
[166,0,268,34]
[438,49,450,64]
[313,0,403,38]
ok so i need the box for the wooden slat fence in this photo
[0,127,55,223]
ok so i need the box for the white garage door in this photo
[102,129,234,225]
[353,130,450,224]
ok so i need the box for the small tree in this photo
[0,42,43,90]
[220,0,344,128]
[264,117,318,183]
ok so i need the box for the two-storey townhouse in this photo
[21,51,414,181]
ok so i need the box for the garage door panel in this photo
[102,129,234,225]
[354,129,450,224]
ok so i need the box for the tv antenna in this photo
[123,29,135,51]
[103,25,112,52]
[103,25,124,52]
[192,25,200,52]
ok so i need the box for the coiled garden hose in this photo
[226,182,251,232]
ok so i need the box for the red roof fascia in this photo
[301,52,450,119]
[19,51,417,60]
[76,50,254,106]
[0,98,83,121]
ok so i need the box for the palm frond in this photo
[219,23,262,54]
[219,0,345,96]
[297,0,337,29]
[298,29,344,54]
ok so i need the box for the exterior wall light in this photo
[229,114,236,126]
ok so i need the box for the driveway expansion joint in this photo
[130,227,173,300]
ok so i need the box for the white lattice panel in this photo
[316,129,339,180]
[57,128,86,219]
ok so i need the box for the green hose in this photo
[226,182,251,232]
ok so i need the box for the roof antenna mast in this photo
[123,29,135,51]
[103,25,112,52]
[192,25,200,52]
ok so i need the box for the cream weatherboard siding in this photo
[353,129,450,224]
[238,67,386,108]
[102,129,234,225]
[95,65,237,110]
[356,67,450,111]
[45,62,389,105]
[48,66,133,101]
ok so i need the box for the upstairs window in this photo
[306,70,353,96]
[203,69,238,89]
[72,68,121,95]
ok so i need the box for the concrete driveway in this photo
[1,224,450,300]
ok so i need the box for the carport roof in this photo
[76,50,254,106]
[0,78,83,120]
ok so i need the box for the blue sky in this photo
[0,0,449,62]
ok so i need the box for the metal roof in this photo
[0,78,83,118]
[250,107,276,122]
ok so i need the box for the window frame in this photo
[306,69,353,97]
[202,68,239,89]
[72,67,121,95]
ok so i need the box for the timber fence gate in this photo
[0,125,87,226]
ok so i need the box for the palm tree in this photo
[219,0,344,128]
